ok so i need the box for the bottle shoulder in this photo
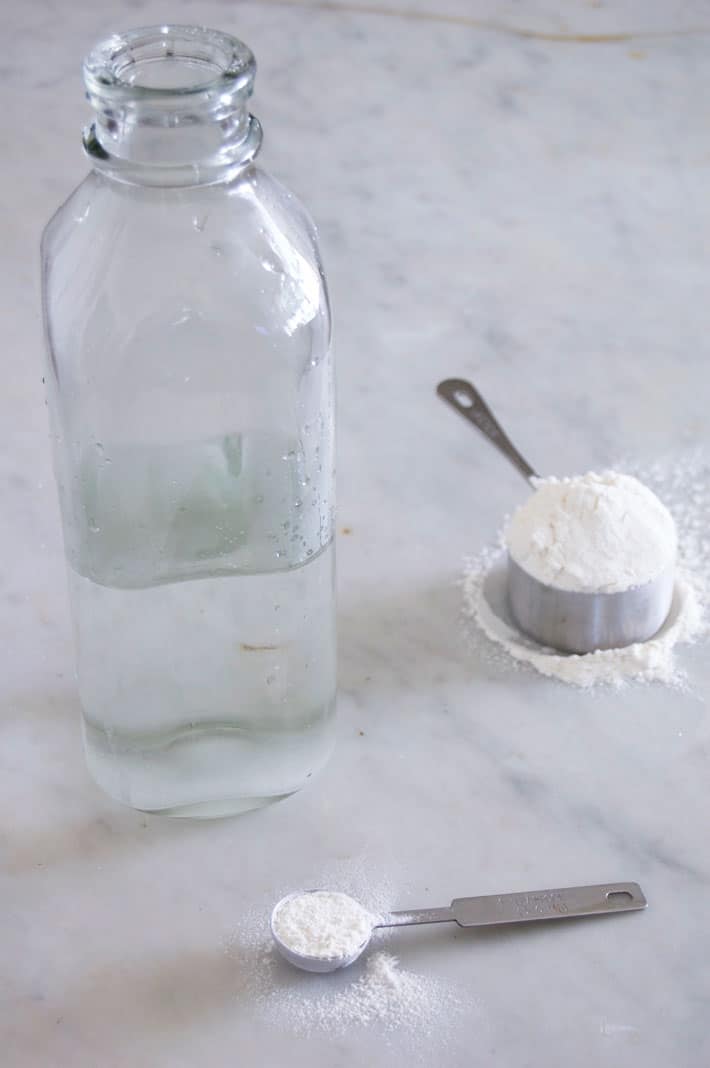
[41,173,103,256]
[42,165,331,353]
[42,166,325,280]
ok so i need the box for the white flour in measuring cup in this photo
[506,471,676,593]
[464,458,707,687]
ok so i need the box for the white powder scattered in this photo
[225,867,464,1045]
[465,550,700,688]
[627,451,710,611]
[231,935,462,1040]
[272,950,460,1036]
[272,890,376,960]
[463,454,708,688]
[507,471,676,593]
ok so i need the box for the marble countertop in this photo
[4,2,709,1065]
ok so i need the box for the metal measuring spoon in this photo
[271,882,647,973]
[437,378,675,653]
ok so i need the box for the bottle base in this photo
[82,713,335,818]
[137,792,292,819]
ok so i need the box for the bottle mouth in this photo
[82,24,262,186]
[83,24,255,103]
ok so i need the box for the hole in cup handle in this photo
[453,389,474,409]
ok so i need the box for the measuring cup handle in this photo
[437,378,538,485]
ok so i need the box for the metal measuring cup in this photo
[438,379,674,654]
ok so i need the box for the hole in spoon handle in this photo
[437,378,538,485]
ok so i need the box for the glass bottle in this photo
[41,25,336,817]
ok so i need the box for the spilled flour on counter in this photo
[225,865,464,1045]
[463,452,708,688]
[265,949,458,1037]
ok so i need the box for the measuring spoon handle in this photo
[437,378,538,485]
[380,882,646,929]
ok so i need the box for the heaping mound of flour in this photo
[463,457,708,688]
[507,471,677,593]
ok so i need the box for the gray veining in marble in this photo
[2,2,709,1065]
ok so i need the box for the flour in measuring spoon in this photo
[272,891,376,960]
[227,865,465,1040]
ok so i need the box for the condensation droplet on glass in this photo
[255,495,264,504]
[210,241,224,257]
[193,214,207,232]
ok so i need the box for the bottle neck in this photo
[82,25,262,187]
